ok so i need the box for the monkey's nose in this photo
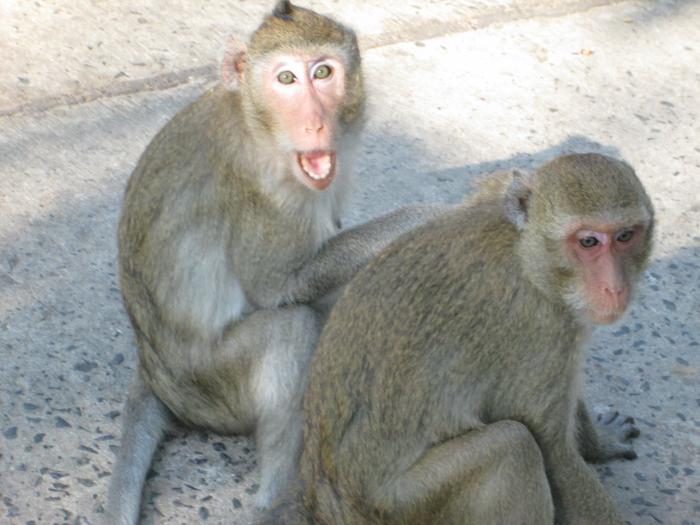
[603,286,628,311]
[305,123,324,134]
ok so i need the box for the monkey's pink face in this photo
[566,224,648,324]
[263,54,347,191]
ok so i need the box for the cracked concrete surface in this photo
[1,0,698,523]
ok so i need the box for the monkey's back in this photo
[116,87,266,430]
[300,198,578,522]
[118,86,243,333]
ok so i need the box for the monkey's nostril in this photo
[604,286,624,296]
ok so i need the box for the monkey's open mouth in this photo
[297,151,336,190]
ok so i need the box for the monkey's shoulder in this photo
[336,202,521,334]
[128,86,244,185]
[119,88,255,238]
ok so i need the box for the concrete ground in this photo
[1,0,698,523]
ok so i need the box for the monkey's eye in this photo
[579,236,599,248]
[277,71,296,84]
[615,229,635,243]
[313,65,332,79]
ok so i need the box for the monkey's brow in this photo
[270,55,338,69]
[549,209,651,237]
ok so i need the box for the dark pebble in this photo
[74,361,98,373]
[631,496,658,507]
[662,299,676,311]
[613,325,630,336]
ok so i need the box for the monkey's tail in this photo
[258,491,316,525]
[105,371,172,525]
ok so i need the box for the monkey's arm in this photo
[284,204,448,305]
[576,400,639,463]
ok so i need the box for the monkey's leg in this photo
[105,371,173,525]
[218,305,322,509]
[374,420,553,525]
[545,440,625,525]
[576,400,639,462]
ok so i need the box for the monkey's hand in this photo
[576,400,639,463]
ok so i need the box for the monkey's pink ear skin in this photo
[221,36,247,91]
[504,169,533,230]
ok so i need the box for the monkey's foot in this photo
[589,407,640,462]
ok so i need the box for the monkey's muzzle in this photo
[297,151,336,190]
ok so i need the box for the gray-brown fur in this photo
[104,3,445,523]
[253,1,358,57]
[273,153,653,525]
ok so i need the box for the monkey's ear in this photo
[221,35,247,91]
[504,169,532,230]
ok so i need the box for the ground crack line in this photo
[0,0,631,117]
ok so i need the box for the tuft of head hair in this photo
[249,1,359,59]
[272,0,293,20]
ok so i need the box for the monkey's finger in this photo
[621,423,641,440]
[620,448,638,460]
[600,410,620,425]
